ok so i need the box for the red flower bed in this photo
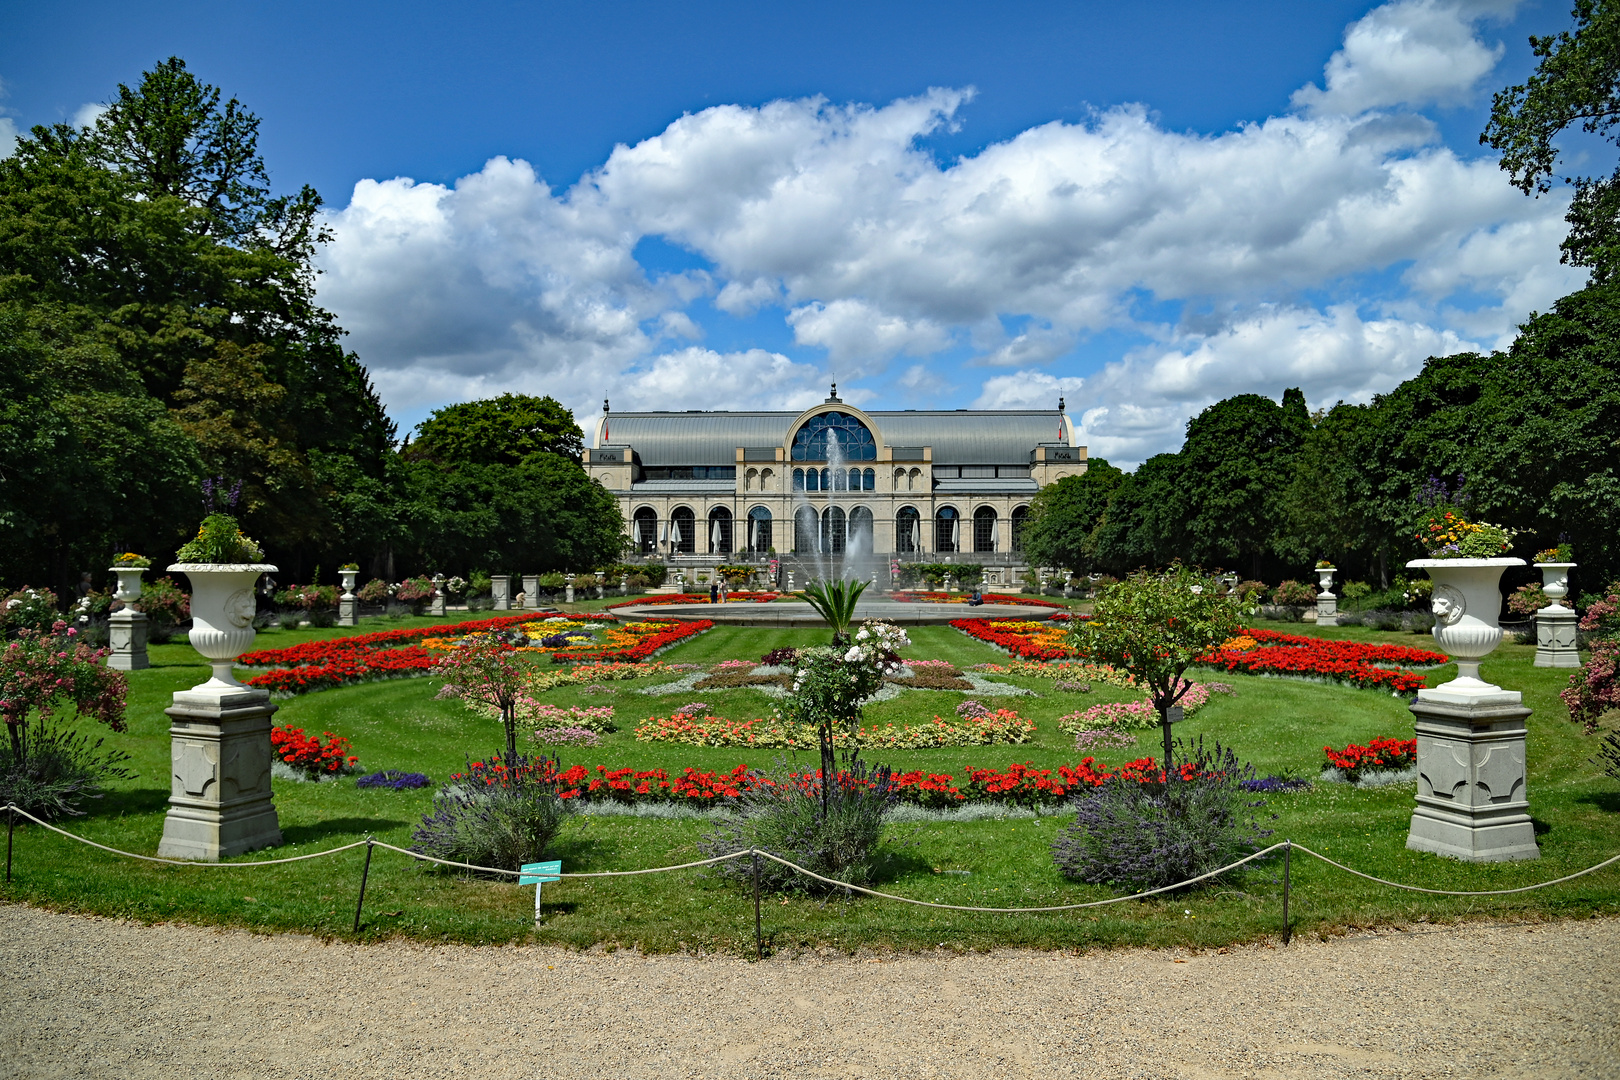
[605,592,781,609]
[1198,628,1446,694]
[891,590,1062,608]
[549,619,711,663]
[1323,737,1417,780]
[240,615,572,694]
[479,758,1194,809]
[270,725,358,775]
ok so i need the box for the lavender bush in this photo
[410,754,574,872]
[357,770,432,790]
[1051,738,1273,892]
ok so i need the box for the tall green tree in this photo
[1484,0,1620,281]
[1020,458,1124,571]
[408,394,585,466]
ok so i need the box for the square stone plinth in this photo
[1407,694,1539,862]
[1535,607,1581,669]
[157,685,282,861]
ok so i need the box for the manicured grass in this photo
[3,613,1616,954]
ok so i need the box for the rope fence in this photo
[5,803,1617,956]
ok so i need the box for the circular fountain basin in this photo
[611,598,1062,626]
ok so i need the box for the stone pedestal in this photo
[565,584,575,604]
[1535,607,1579,668]
[157,684,283,861]
[491,575,511,611]
[338,570,359,626]
[430,574,446,616]
[106,607,149,670]
[1315,567,1338,627]
[1407,688,1539,862]
[522,575,540,609]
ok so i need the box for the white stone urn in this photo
[169,563,277,691]
[1316,566,1336,592]
[112,566,146,603]
[1407,558,1523,700]
[1536,562,1575,609]
[339,568,358,597]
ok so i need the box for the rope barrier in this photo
[5,804,1617,939]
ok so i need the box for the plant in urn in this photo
[338,562,360,626]
[1531,542,1579,668]
[1314,559,1338,627]
[158,511,282,860]
[1404,484,1537,861]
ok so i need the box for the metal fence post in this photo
[753,849,763,960]
[1282,839,1291,946]
[353,839,374,933]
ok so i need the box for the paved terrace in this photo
[611,598,1060,626]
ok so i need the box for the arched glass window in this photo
[808,469,821,492]
[794,506,818,553]
[819,468,830,490]
[973,506,998,553]
[671,507,696,554]
[820,507,846,554]
[847,506,873,552]
[935,506,960,553]
[708,507,733,554]
[1011,505,1030,553]
[832,469,847,491]
[862,468,875,491]
[747,506,773,553]
[633,507,658,554]
[792,468,805,491]
[896,506,921,554]
[790,412,878,461]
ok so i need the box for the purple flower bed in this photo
[357,770,432,790]
[1239,775,1312,793]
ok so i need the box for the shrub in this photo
[1341,580,1372,602]
[760,647,798,666]
[357,578,390,604]
[569,574,598,592]
[3,588,61,636]
[357,770,432,790]
[395,577,435,605]
[0,718,134,819]
[277,611,303,630]
[275,584,339,611]
[1270,580,1316,606]
[135,576,190,631]
[410,755,574,872]
[270,726,359,778]
[468,571,493,598]
[1508,582,1550,616]
[624,573,651,591]
[307,608,337,628]
[1051,738,1272,892]
[537,572,567,590]
[698,757,896,893]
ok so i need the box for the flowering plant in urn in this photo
[171,513,276,691]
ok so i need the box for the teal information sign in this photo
[521,860,562,923]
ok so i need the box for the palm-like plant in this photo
[800,578,868,645]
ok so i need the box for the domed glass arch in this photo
[790,412,877,461]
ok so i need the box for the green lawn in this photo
[3,611,1616,954]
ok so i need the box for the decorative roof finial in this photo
[603,398,610,413]
[1058,396,1065,412]
[826,381,841,403]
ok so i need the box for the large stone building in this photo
[584,386,1087,583]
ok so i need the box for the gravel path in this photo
[2,904,1616,1080]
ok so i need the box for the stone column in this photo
[430,574,446,616]
[158,563,282,861]
[1315,566,1338,627]
[338,569,359,626]
[106,566,149,671]
[1533,562,1580,669]
[491,575,511,611]
[1405,557,1538,862]
[522,574,540,609]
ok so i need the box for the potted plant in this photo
[170,513,276,690]
[1531,543,1576,605]
[110,552,151,602]
[1314,559,1336,591]
[1406,502,1521,696]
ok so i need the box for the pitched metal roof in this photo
[600,410,1072,466]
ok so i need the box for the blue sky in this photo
[0,1,1589,462]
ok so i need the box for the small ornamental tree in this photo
[777,620,908,808]
[1073,565,1253,771]
[801,578,868,645]
[433,638,529,766]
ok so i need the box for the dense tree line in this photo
[1023,283,1620,594]
[0,60,623,595]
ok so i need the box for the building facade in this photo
[584,387,1087,580]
